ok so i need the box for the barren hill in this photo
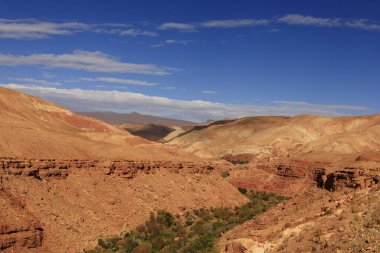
[170,114,380,161]
[0,87,194,160]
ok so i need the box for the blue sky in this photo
[0,0,379,121]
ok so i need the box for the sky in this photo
[0,0,379,121]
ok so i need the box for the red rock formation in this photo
[0,224,43,251]
[315,167,380,191]
[0,158,217,180]
[0,189,44,252]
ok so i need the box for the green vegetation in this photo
[84,190,289,253]
[230,160,249,165]
[237,187,247,194]
[220,171,230,178]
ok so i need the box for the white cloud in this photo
[107,28,158,37]
[158,22,196,32]
[152,39,191,47]
[165,39,187,44]
[277,14,380,31]
[78,77,158,86]
[159,19,269,31]
[200,19,270,28]
[202,90,217,95]
[0,18,157,39]
[0,50,174,75]
[0,18,91,39]
[10,77,62,86]
[119,29,157,37]
[277,14,341,27]
[2,84,370,122]
[159,15,380,33]
[344,19,380,31]
[1,15,379,40]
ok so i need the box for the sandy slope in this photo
[170,114,380,161]
[0,87,195,160]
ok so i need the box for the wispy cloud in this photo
[10,77,62,86]
[78,77,158,86]
[159,19,269,31]
[159,15,380,33]
[118,28,157,37]
[277,14,341,27]
[152,39,191,47]
[0,18,157,39]
[200,19,270,28]
[277,14,380,31]
[2,84,370,122]
[0,50,174,75]
[1,15,379,40]
[0,18,91,39]
[344,19,380,31]
[158,22,197,32]
[202,90,217,95]
[103,28,158,37]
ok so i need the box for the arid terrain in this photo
[169,115,380,162]
[1,87,380,253]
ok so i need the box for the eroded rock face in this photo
[315,167,380,191]
[223,239,253,253]
[0,158,245,253]
[0,158,216,180]
[0,188,45,252]
[227,157,380,198]
[0,224,43,251]
[226,159,327,195]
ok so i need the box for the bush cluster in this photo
[220,171,230,178]
[230,160,249,165]
[84,191,289,253]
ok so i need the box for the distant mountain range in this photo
[78,111,196,126]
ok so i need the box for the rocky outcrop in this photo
[223,238,266,253]
[105,160,215,178]
[256,159,326,180]
[0,224,43,251]
[355,153,380,163]
[315,167,380,191]
[0,158,217,180]
[0,189,45,252]
[222,153,257,163]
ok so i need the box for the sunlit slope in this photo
[170,114,380,161]
[0,87,193,160]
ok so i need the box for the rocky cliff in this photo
[0,158,245,253]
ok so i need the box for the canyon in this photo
[0,158,246,252]
[1,86,380,252]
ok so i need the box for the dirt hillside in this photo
[0,87,195,161]
[170,115,380,162]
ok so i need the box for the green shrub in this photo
[230,160,249,165]
[84,192,289,253]
[221,171,230,178]
[238,187,247,194]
